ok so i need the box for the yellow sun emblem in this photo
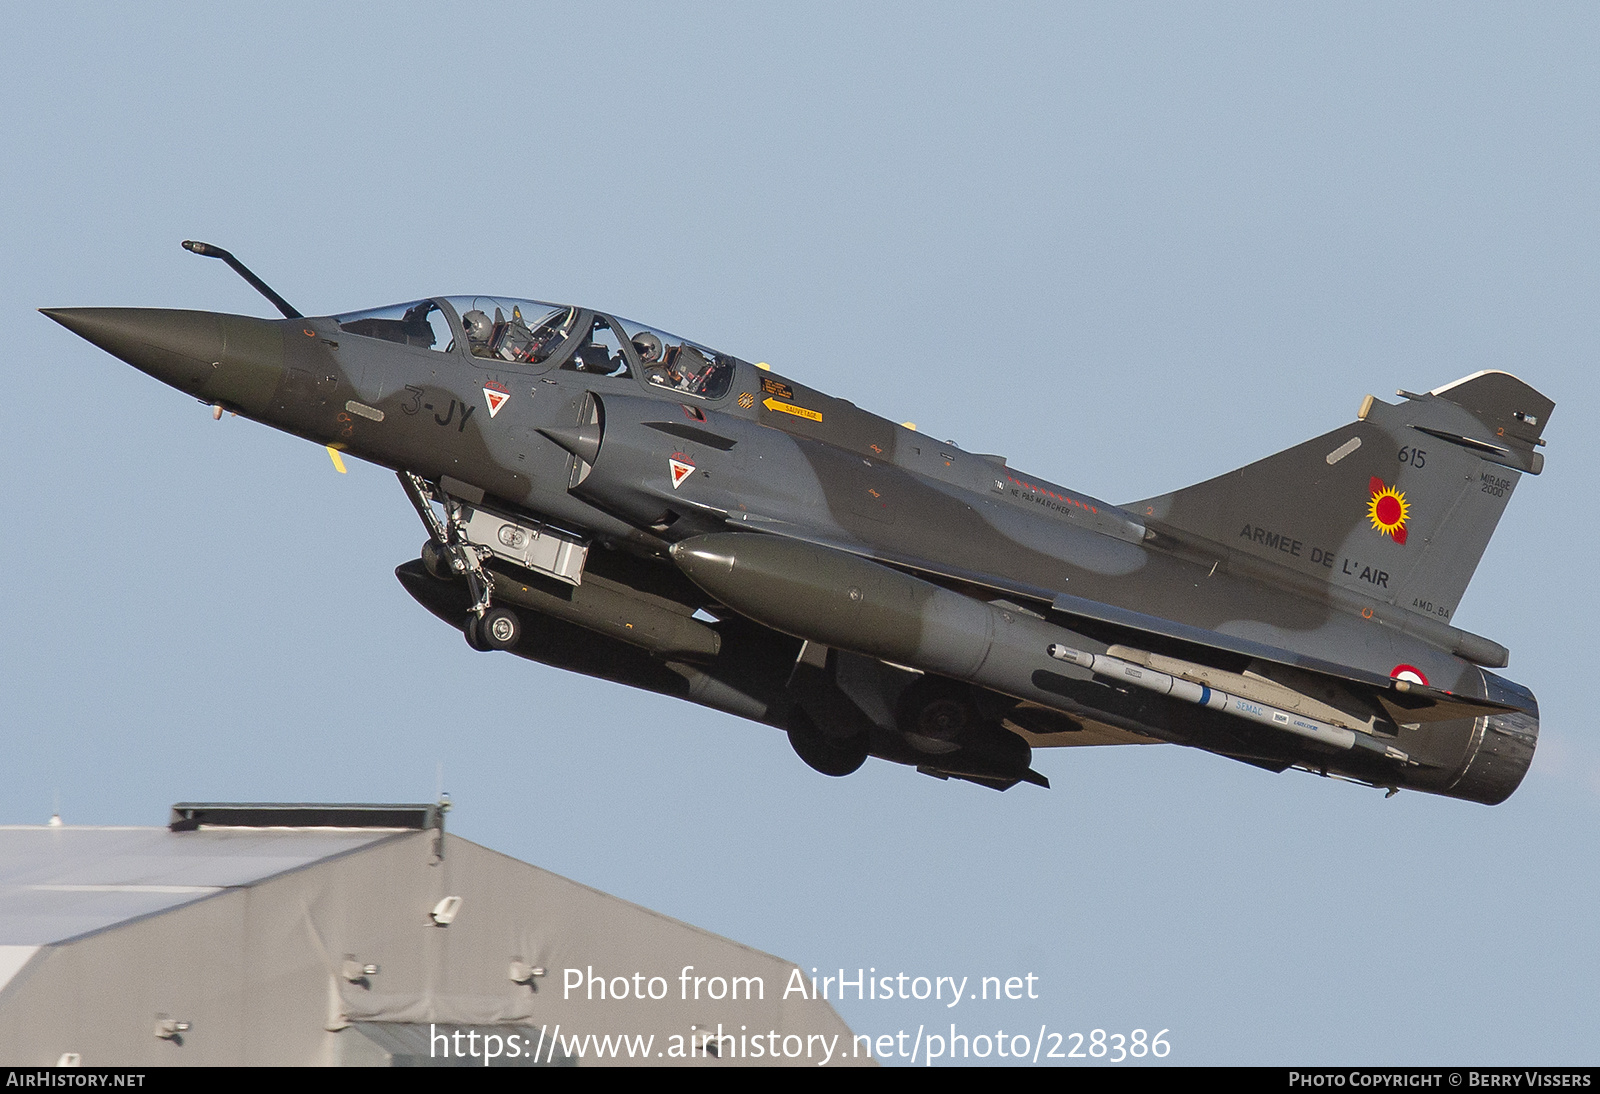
[1368,481,1409,541]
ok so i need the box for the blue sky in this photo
[3,2,1597,1064]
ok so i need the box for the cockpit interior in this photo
[332,297,741,402]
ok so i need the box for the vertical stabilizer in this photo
[1134,371,1553,627]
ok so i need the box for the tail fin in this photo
[1135,371,1553,627]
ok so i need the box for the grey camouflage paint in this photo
[41,286,1553,804]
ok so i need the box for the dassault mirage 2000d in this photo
[43,242,1552,802]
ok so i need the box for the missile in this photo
[1046,644,1410,763]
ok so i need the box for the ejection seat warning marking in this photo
[669,458,695,489]
[483,381,510,418]
[738,392,755,409]
[759,376,793,399]
[762,396,823,422]
[1325,436,1361,464]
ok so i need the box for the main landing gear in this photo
[399,471,522,653]
[786,706,869,777]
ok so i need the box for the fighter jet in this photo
[42,242,1551,802]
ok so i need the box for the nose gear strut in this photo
[399,470,496,621]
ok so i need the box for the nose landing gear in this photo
[400,470,588,654]
[463,606,521,652]
[401,470,522,654]
[463,612,491,652]
[477,606,521,651]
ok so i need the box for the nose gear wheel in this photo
[480,606,521,650]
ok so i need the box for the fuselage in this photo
[42,298,1539,803]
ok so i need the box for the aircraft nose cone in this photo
[41,307,225,394]
[40,307,286,413]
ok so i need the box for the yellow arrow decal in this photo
[762,396,823,423]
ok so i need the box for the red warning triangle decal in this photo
[669,458,695,489]
[483,382,510,418]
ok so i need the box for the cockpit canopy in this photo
[331,296,743,402]
[332,300,453,350]
[453,298,575,367]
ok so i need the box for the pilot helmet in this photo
[462,310,493,345]
[631,331,662,363]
